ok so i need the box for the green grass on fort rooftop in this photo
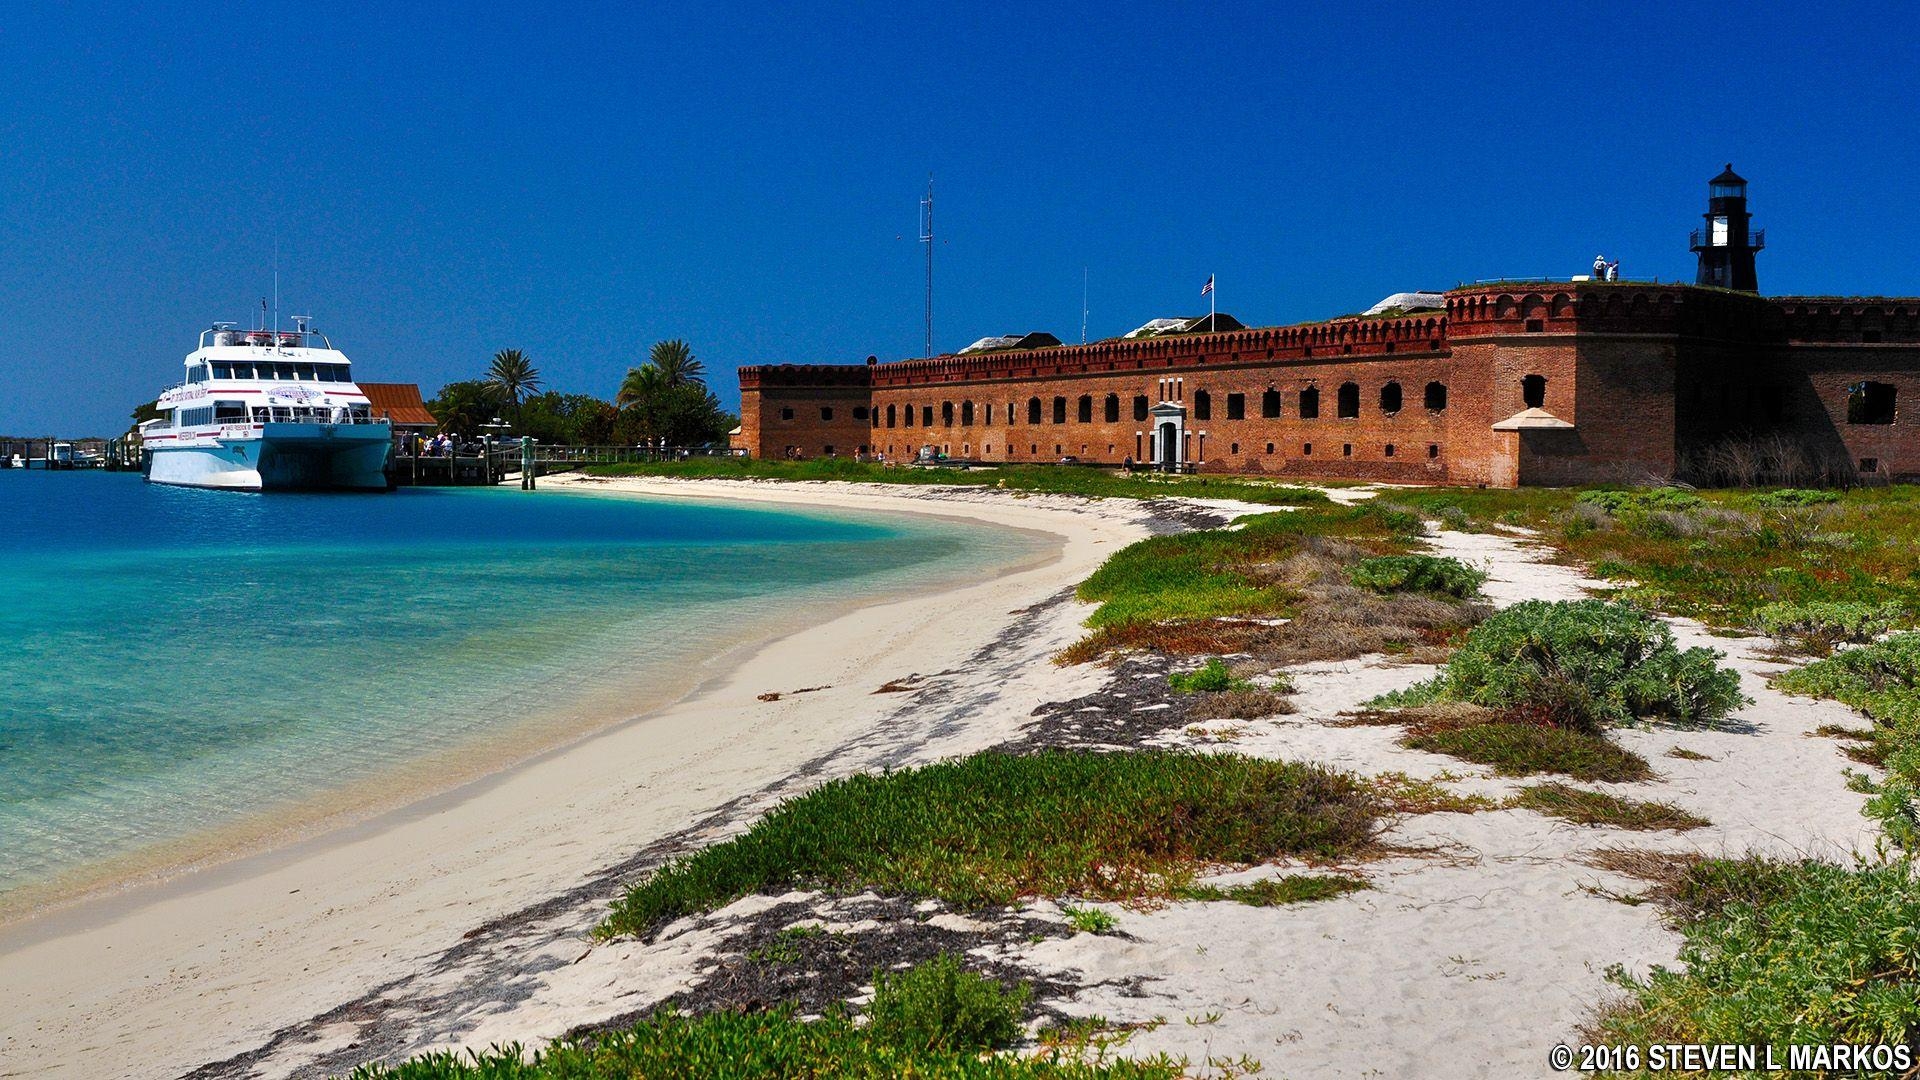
[1384,485,1920,648]
[584,456,1332,505]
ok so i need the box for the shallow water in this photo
[0,471,1038,904]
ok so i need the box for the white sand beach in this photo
[0,478,1879,1080]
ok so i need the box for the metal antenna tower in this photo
[919,175,934,358]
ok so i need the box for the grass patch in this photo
[1403,723,1653,782]
[1590,857,1920,1063]
[1368,771,1502,815]
[1347,554,1487,598]
[1374,599,1747,732]
[868,953,1030,1052]
[588,456,1330,506]
[1774,634,1920,848]
[1665,746,1712,761]
[1513,783,1709,831]
[1058,903,1118,935]
[1385,486,1920,647]
[346,1006,1186,1079]
[1062,504,1487,664]
[1173,874,1368,906]
[599,750,1375,939]
[1167,658,1248,693]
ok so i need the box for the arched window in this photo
[1132,395,1150,421]
[922,405,934,427]
[1027,397,1043,424]
[1052,396,1067,424]
[1192,390,1211,421]
[941,401,954,427]
[903,403,915,428]
[1007,401,1016,425]
[1262,389,1281,418]
[1299,387,1320,419]
[1104,393,1120,422]
[1337,382,1360,418]
[1425,382,1448,411]
[1522,374,1547,408]
[1077,395,1093,423]
[961,401,975,425]
[886,403,897,428]
[1379,382,1403,414]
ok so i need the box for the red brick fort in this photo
[734,169,1919,486]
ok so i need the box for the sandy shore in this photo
[0,478,1174,1080]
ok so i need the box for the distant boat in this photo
[142,319,392,491]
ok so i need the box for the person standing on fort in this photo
[1593,254,1607,279]
[1606,260,1620,282]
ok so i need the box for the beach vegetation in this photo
[1167,659,1248,694]
[345,1007,1189,1079]
[1058,904,1118,935]
[1511,783,1709,831]
[1589,857,1920,1064]
[1403,723,1652,783]
[1186,687,1296,721]
[1059,504,1487,663]
[1381,486,1920,649]
[1173,874,1367,906]
[425,379,502,437]
[587,455,1332,506]
[599,750,1376,939]
[1347,554,1487,598]
[1773,635,1920,847]
[868,953,1031,1052]
[1373,600,1746,733]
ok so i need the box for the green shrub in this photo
[1752,600,1906,653]
[868,953,1031,1052]
[1374,600,1747,733]
[1058,903,1118,935]
[600,751,1376,938]
[1347,554,1487,598]
[346,1007,1184,1079]
[1595,858,1920,1060]
[1577,488,1705,515]
[1168,658,1249,693]
[1775,635,1920,848]
[1749,487,1842,508]
[1403,723,1651,782]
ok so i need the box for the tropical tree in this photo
[487,348,542,413]
[614,340,730,451]
[647,339,705,389]
[427,380,501,437]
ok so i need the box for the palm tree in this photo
[616,362,665,409]
[487,348,542,412]
[647,340,705,389]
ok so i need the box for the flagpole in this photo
[1210,273,1216,322]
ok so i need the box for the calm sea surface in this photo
[0,471,1041,906]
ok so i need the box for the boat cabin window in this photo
[180,406,215,426]
[213,400,248,422]
[296,363,317,381]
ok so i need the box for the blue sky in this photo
[2,2,1915,435]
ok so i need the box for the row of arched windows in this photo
[876,381,1451,429]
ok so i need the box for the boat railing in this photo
[249,408,389,426]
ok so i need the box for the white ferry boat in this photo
[141,320,393,491]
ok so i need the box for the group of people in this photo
[1591,254,1622,282]
[402,431,469,457]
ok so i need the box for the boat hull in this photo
[145,424,392,492]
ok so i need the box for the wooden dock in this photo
[388,442,657,487]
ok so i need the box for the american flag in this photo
[1201,275,1214,296]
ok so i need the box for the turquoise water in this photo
[0,471,1039,905]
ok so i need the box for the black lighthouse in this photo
[1690,164,1764,292]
